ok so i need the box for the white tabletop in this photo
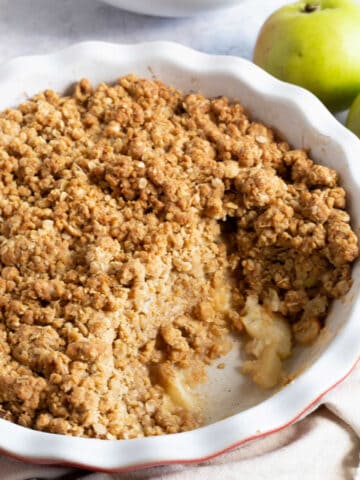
[0,0,294,63]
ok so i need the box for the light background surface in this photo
[0,0,301,62]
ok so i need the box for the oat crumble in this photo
[0,75,357,439]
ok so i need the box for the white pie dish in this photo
[0,41,359,472]
[100,0,244,17]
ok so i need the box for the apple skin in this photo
[346,93,360,137]
[253,0,360,113]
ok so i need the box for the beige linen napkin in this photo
[0,362,358,480]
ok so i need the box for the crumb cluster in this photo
[0,75,357,439]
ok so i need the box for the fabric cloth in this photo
[0,362,358,480]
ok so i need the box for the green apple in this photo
[253,0,360,112]
[346,93,360,137]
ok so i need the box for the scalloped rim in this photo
[0,41,358,472]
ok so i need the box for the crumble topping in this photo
[0,75,357,439]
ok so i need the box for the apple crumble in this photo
[0,75,357,439]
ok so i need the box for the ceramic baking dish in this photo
[0,41,359,472]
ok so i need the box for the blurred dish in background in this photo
[100,0,244,17]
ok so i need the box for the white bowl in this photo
[0,41,359,472]
[100,0,244,17]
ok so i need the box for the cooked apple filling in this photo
[0,75,357,439]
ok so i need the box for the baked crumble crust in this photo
[0,75,357,438]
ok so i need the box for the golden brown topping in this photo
[0,75,356,438]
